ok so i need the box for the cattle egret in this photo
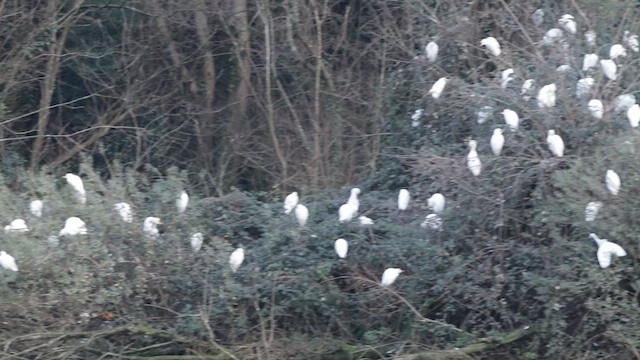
[576,78,594,99]
[543,28,564,44]
[477,106,493,124]
[501,68,514,89]
[429,77,447,99]
[547,130,564,157]
[190,233,203,253]
[0,251,18,272]
[425,41,438,62]
[501,109,519,132]
[114,202,133,223]
[59,217,88,236]
[334,238,348,259]
[467,140,482,176]
[531,9,544,27]
[585,202,602,222]
[556,65,571,73]
[624,31,639,52]
[609,44,627,59]
[627,104,640,127]
[143,217,161,238]
[338,188,361,223]
[229,248,244,272]
[537,84,556,108]
[588,99,604,119]
[421,214,443,230]
[521,79,535,100]
[283,192,299,214]
[176,191,189,213]
[381,268,403,287]
[480,37,501,56]
[30,200,43,217]
[589,233,627,268]
[63,173,86,204]
[294,204,309,227]
[490,129,505,156]
[606,170,621,195]
[428,193,446,214]
[600,59,617,80]
[358,216,374,227]
[411,109,424,127]
[584,30,596,47]
[582,54,599,71]
[558,14,576,34]
[614,94,637,113]
[398,189,410,210]
[4,219,28,233]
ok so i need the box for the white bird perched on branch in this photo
[624,31,639,52]
[358,216,374,227]
[229,248,244,272]
[30,200,43,217]
[537,83,556,108]
[606,170,621,195]
[501,69,514,89]
[429,77,447,99]
[334,238,348,259]
[600,59,617,80]
[582,54,599,71]
[114,202,133,223]
[176,191,189,214]
[339,188,361,223]
[490,129,505,156]
[63,173,86,205]
[283,191,298,214]
[425,41,438,62]
[4,219,28,233]
[190,232,203,253]
[589,233,627,268]
[627,104,640,128]
[381,268,403,287]
[585,202,602,222]
[609,44,627,59]
[397,189,410,210]
[614,94,636,113]
[428,193,445,214]
[0,251,18,272]
[294,204,309,227]
[59,217,88,236]
[543,28,564,44]
[501,109,519,132]
[467,140,482,176]
[547,130,564,157]
[480,36,501,56]
[576,78,594,99]
[521,79,534,100]
[584,30,596,47]
[143,217,161,238]
[588,99,604,119]
[558,14,576,34]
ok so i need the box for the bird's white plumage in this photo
[547,130,564,157]
[480,37,501,56]
[582,54,599,71]
[467,140,482,176]
[190,232,204,253]
[381,268,403,287]
[606,170,621,195]
[283,191,299,214]
[588,99,604,119]
[428,193,446,214]
[537,83,556,108]
[614,94,636,113]
[490,128,505,156]
[411,109,424,127]
[531,9,544,27]
[624,31,639,52]
[521,79,534,100]
[30,200,43,217]
[334,238,348,259]
[585,201,602,222]
[59,217,87,236]
[4,219,28,233]
[543,28,564,44]
[338,188,361,223]
[600,59,617,80]
[627,104,640,128]
[429,77,447,99]
[609,44,627,59]
[294,204,309,227]
[477,106,493,124]
[558,14,576,34]
[64,173,86,204]
[114,202,133,223]
[501,69,514,89]
[421,214,443,230]
[590,233,627,268]
[176,191,189,214]
[143,217,161,238]
[425,41,438,63]
[556,64,571,73]
[584,30,596,47]
[358,216,374,227]
[0,251,18,272]
[576,78,594,98]
[229,248,244,272]
[501,109,519,131]
[397,189,410,210]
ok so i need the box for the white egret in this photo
[397,189,410,210]
[584,30,596,47]
[501,109,519,132]
[59,216,87,236]
[600,59,617,80]
[467,140,482,176]
[547,130,564,157]
[585,202,602,222]
[411,109,424,127]
[537,83,556,108]
[114,202,133,223]
[624,31,639,52]
[521,79,534,100]
[589,233,627,268]
[609,44,627,59]
[606,170,621,195]
[531,9,544,27]
[501,68,514,89]
[425,41,438,63]
[142,217,161,238]
[576,78,594,99]
[190,232,204,253]
[358,216,374,227]
[334,238,348,259]
[428,193,445,214]
[381,268,403,287]
[582,54,599,71]
[543,28,564,44]
[0,251,18,272]
[4,219,28,233]
[30,200,43,217]
[480,36,501,56]
[627,104,640,128]
[556,65,571,73]
[294,204,309,227]
[429,77,447,99]
[229,248,244,272]
[283,191,299,214]
[490,128,505,156]
[614,94,637,113]
[176,191,189,214]
[587,100,604,119]
[420,214,443,230]
[63,173,86,204]
[477,106,493,124]
[558,14,576,34]
[338,188,361,223]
